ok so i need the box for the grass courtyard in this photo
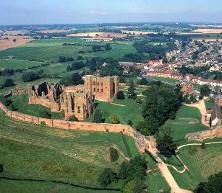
[92,98,144,125]
[164,105,208,144]
[7,95,64,119]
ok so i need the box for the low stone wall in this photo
[186,127,222,141]
[0,102,135,138]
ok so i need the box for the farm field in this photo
[194,28,222,34]
[0,110,138,192]
[0,59,43,70]
[163,105,208,144]
[0,36,33,51]
[0,38,136,63]
[170,144,222,190]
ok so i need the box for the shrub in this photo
[0,164,3,173]
[111,115,120,124]
[201,142,206,149]
[40,121,46,126]
[116,91,125,100]
[77,55,84,60]
[98,168,117,187]
[68,115,78,122]
[22,71,40,82]
[109,147,119,162]
[128,120,133,126]
[2,79,15,88]
[93,108,104,123]
[59,73,84,86]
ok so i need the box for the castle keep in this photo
[29,75,119,120]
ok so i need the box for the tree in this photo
[123,178,146,193]
[0,164,3,173]
[68,115,78,122]
[92,45,102,52]
[127,81,137,99]
[67,61,85,71]
[59,73,84,86]
[109,147,119,162]
[138,78,148,85]
[194,172,222,193]
[142,84,183,135]
[105,43,112,51]
[98,168,117,187]
[111,115,120,124]
[2,79,15,88]
[77,55,83,60]
[22,71,40,82]
[156,127,177,157]
[93,108,104,123]
[200,85,211,99]
[116,91,125,100]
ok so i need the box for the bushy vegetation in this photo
[156,127,177,157]
[1,79,15,88]
[109,147,119,162]
[98,156,147,193]
[93,108,105,123]
[59,72,84,86]
[194,172,222,193]
[22,70,42,82]
[137,84,183,135]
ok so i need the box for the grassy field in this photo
[146,76,179,85]
[170,144,222,190]
[0,59,43,70]
[145,154,170,193]
[0,38,136,63]
[0,109,138,192]
[164,105,208,144]
[92,98,144,125]
[0,181,118,193]
[7,95,64,119]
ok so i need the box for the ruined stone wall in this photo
[28,96,60,112]
[0,102,135,137]
[186,127,222,141]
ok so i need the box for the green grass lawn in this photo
[0,59,43,70]
[164,105,208,144]
[170,144,222,190]
[7,95,64,119]
[92,98,144,125]
[0,109,138,192]
[146,76,179,85]
[204,97,215,110]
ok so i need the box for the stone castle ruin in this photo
[28,75,119,120]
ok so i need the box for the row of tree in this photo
[137,84,183,135]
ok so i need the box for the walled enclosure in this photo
[28,75,119,121]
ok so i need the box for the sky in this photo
[0,0,222,25]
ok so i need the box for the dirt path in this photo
[186,100,209,127]
[177,141,222,150]
[144,139,192,193]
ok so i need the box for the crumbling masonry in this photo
[28,75,119,120]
